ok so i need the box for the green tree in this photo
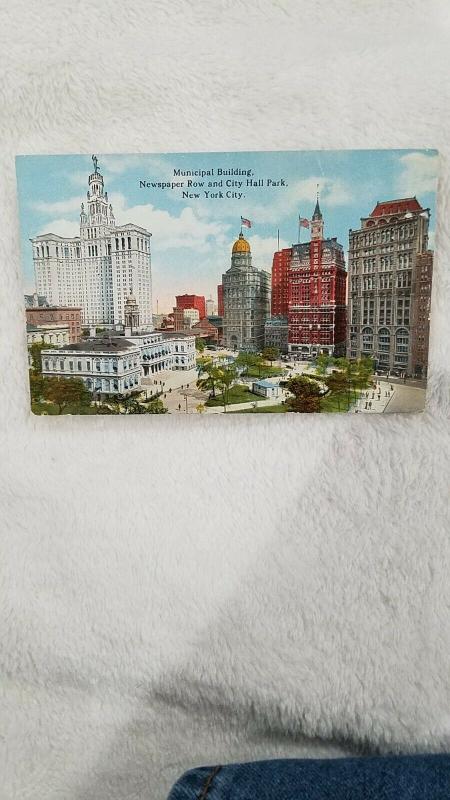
[197,360,222,399]
[196,338,206,353]
[144,397,167,414]
[315,353,333,378]
[286,375,322,413]
[215,363,237,412]
[236,351,264,377]
[43,377,92,414]
[29,370,45,402]
[29,342,52,373]
[323,370,348,411]
[262,346,279,364]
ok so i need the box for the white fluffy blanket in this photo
[1,2,450,798]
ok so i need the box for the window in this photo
[128,237,131,249]
[396,297,410,325]
[44,360,49,370]
[86,361,91,371]
[378,328,390,352]
[379,296,392,325]
[59,360,64,370]
[362,327,373,352]
[121,237,125,250]
[69,361,74,371]
[395,328,409,354]
[64,246,69,258]
[77,361,82,370]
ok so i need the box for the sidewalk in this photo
[352,380,395,414]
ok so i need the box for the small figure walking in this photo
[369,401,372,409]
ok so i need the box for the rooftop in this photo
[370,197,423,217]
[253,379,278,389]
[43,338,137,353]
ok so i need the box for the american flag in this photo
[299,216,310,228]
[241,216,252,228]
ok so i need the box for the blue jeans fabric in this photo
[167,754,450,799]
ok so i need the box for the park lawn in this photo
[31,401,98,415]
[205,384,257,407]
[243,365,285,379]
[320,390,359,413]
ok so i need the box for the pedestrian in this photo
[390,384,393,391]
[365,402,368,409]
[369,401,372,409]
[371,393,374,399]
[178,403,181,411]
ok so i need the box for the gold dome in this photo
[232,232,251,253]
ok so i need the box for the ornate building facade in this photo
[288,199,347,358]
[31,157,153,328]
[222,233,271,351]
[347,198,430,374]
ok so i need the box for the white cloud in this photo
[395,152,438,196]
[109,193,231,253]
[39,218,79,238]
[31,196,81,215]
[195,176,352,227]
[245,233,290,269]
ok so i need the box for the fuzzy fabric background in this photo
[1,1,450,798]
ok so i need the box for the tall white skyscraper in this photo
[31,156,153,327]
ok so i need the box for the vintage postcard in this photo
[16,149,437,415]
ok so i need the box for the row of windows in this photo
[359,327,409,354]
[352,224,418,247]
[43,357,138,373]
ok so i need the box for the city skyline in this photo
[16,149,438,312]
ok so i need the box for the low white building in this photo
[27,323,70,347]
[251,380,280,399]
[40,330,196,396]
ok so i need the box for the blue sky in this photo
[16,149,438,313]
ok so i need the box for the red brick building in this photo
[217,284,224,317]
[175,294,206,320]
[411,250,433,377]
[287,199,347,358]
[26,306,82,343]
[271,247,292,316]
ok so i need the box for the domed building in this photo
[222,232,271,352]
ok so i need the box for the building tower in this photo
[222,232,271,351]
[347,198,430,375]
[124,292,140,334]
[31,155,153,328]
[287,198,347,358]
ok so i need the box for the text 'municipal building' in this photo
[31,157,153,328]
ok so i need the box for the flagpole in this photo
[277,228,280,251]
[298,215,301,244]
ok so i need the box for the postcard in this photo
[16,149,437,415]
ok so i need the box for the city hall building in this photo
[40,295,196,396]
[347,198,431,375]
[222,232,271,351]
[31,156,153,328]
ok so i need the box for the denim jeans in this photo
[167,754,450,799]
